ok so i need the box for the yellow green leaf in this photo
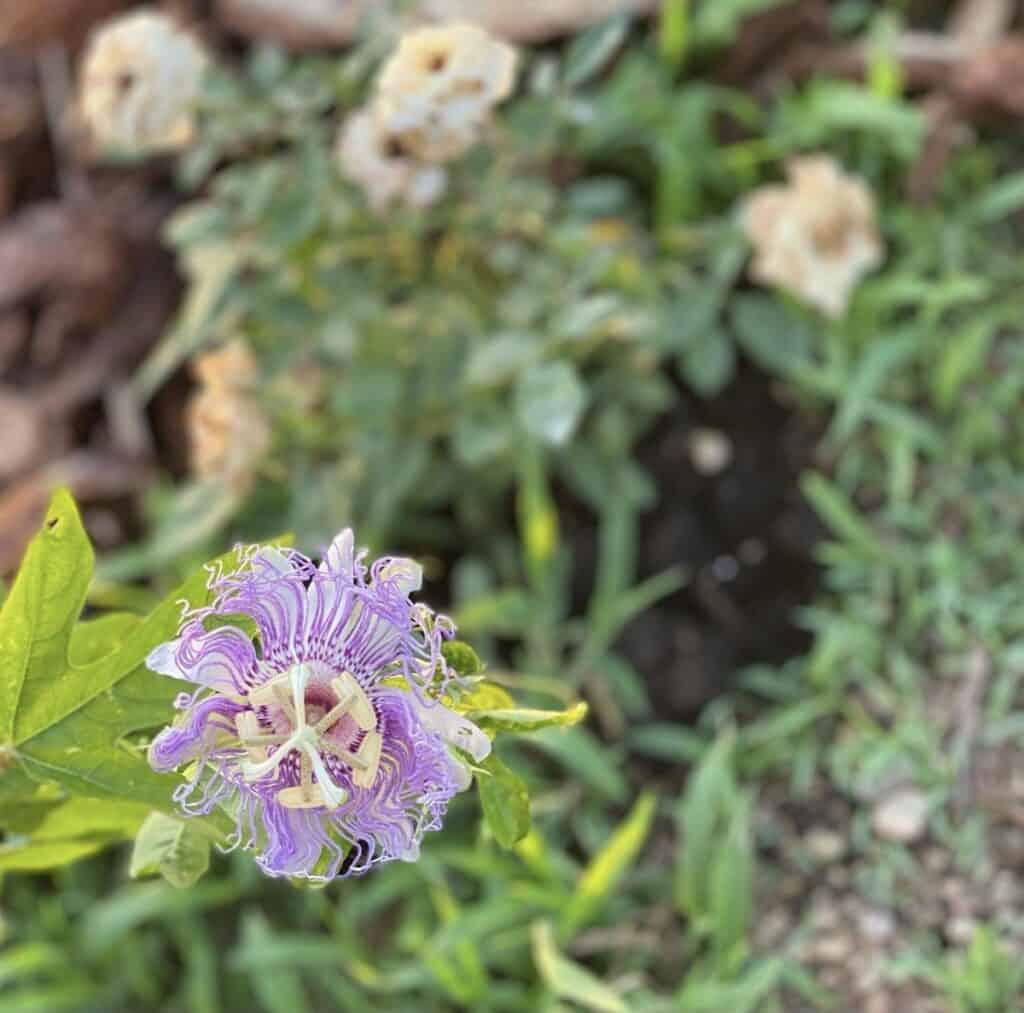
[560,791,657,937]
[532,921,628,1013]
[469,702,588,735]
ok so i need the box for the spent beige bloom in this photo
[742,155,884,318]
[374,22,518,163]
[78,9,208,157]
[336,109,447,213]
[192,338,259,391]
[187,340,270,492]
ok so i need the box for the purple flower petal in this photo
[147,622,257,693]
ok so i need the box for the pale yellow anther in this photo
[234,712,264,762]
[330,672,375,731]
[248,678,296,722]
[277,783,341,809]
[352,731,382,788]
[248,678,281,709]
[277,751,345,809]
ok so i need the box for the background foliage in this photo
[3,1,1024,1010]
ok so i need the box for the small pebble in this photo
[806,827,847,863]
[688,427,733,476]
[871,788,929,843]
[947,916,978,945]
[813,933,852,963]
[859,908,895,943]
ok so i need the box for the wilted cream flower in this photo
[187,340,270,492]
[336,109,447,213]
[741,155,884,319]
[374,22,518,163]
[192,338,259,390]
[78,9,208,157]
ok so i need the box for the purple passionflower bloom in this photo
[146,529,490,881]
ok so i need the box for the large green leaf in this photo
[0,490,234,831]
[0,798,150,872]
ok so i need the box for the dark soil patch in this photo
[567,363,823,719]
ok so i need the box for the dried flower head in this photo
[336,109,447,213]
[147,530,489,879]
[741,155,884,318]
[192,337,259,391]
[78,9,208,156]
[186,340,270,492]
[374,22,518,163]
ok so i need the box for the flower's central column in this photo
[234,664,383,809]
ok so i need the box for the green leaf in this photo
[240,912,312,1013]
[967,170,1024,222]
[442,641,485,679]
[729,293,812,375]
[553,294,623,342]
[130,811,211,888]
[677,957,785,1012]
[693,0,782,48]
[675,732,740,922]
[679,328,735,396]
[659,0,691,72]
[529,727,629,802]
[663,286,723,354]
[563,14,631,89]
[465,333,540,388]
[0,798,150,872]
[451,680,516,715]
[515,362,588,447]
[453,406,514,466]
[469,702,588,736]
[0,838,108,872]
[561,792,656,937]
[454,588,534,637]
[0,490,238,850]
[708,793,755,964]
[0,488,92,745]
[478,753,531,848]
[532,921,628,1013]
[932,314,999,412]
[801,472,884,559]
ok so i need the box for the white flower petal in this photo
[375,557,423,595]
[322,528,356,577]
[413,696,491,763]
